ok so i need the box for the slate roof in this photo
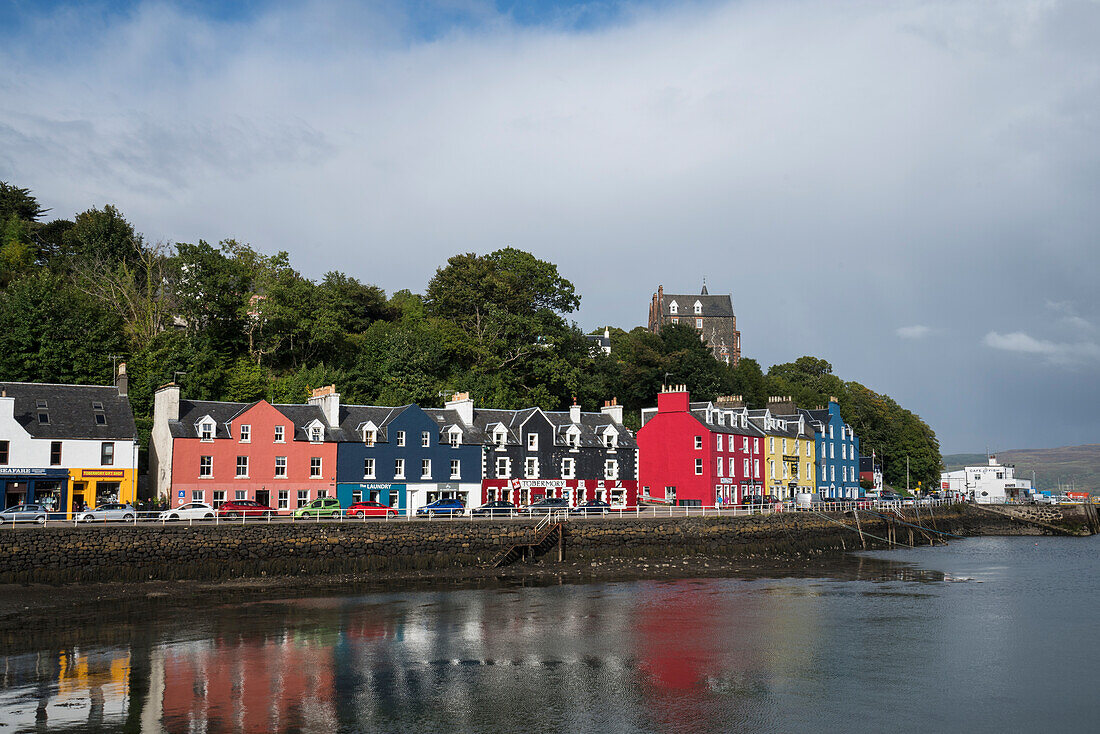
[0,382,137,441]
[657,292,734,318]
[470,406,637,448]
[170,400,333,441]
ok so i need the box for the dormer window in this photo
[199,421,214,441]
[566,430,579,448]
[694,301,702,315]
[603,432,617,449]
[669,301,678,315]
[448,429,461,447]
[38,412,50,425]
[494,429,506,447]
[94,409,107,426]
[363,429,376,446]
[309,424,323,443]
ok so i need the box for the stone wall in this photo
[0,504,1059,585]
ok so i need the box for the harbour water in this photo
[1,535,1097,732]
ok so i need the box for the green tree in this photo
[0,181,47,222]
[62,205,143,267]
[225,356,268,403]
[0,214,38,285]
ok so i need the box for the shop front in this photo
[480,479,638,508]
[0,468,71,513]
[336,482,407,511]
[404,482,479,512]
[68,468,135,516]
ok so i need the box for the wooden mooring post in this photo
[853,509,867,549]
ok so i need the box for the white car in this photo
[0,503,50,525]
[159,502,216,522]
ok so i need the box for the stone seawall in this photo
[0,504,1085,585]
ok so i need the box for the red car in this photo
[346,500,399,518]
[217,499,275,518]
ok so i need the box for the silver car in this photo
[158,502,216,522]
[0,504,50,525]
[76,502,137,523]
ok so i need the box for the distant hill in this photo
[942,444,1100,495]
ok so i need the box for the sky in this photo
[1,0,1098,454]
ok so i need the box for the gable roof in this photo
[0,382,137,441]
[171,399,334,440]
[658,292,734,318]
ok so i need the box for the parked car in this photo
[347,500,399,518]
[521,497,570,515]
[217,500,274,518]
[416,498,466,517]
[570,500,612,515]
[471,500,518,517]
[76,503,137,523]
[744,495,781,506]
[0,504,49,525]
[159,502,216,522]
[294,497,343,519]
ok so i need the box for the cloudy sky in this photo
[2,0,1098,453]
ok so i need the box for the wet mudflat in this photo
[0,536,1096,733]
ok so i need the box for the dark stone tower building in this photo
[648,283,741,365]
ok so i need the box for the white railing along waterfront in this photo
[1,498,964,529]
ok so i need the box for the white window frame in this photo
[562,457,575,479]
[363,457,375,479]
[421,431,430,447]
[525,457,539,479]
[496,456,510,478]
[527,433,538,450]
[310,456,322,478]
[278,490,289,509]
[716,434,723,451]
[716,458,723,477]
[274,425,285,443]
[235,489,247,501]
[309,425,323,443]
[396,430,405,447]
[235,456,248,478]
[394,458,405,479]
[199,422,214,442]
[274,456,287,478]
[450,459,460,479]
[297,490,309,508]
[694,436,703,450]
[421,459,431,479]
[240,424,251,443]
[695,458,703,476]
[604,459,619,480]
[199,455,212,478]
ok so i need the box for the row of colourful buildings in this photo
[0,366,871,516]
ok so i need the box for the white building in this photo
[941,455,1031,504]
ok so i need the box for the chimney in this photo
[767,395,796,415]
[445,391,475,426]
[308,384,341,427]
[601,397,623,424]
[115,362,128,397]
[715,395,744,408]
[570,399,582,424]
[657,384,690,413]
[154,382,181,422]
[0,390,13,421]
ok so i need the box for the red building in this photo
[151,385,338,510]
[636,386,765,506]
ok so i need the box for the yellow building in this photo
[749,398,816,500]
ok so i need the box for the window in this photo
[743,437,749,451]
[421,459,431,479]
[297,490,309,508]
[831,466,836,482]
[562,457,575,478]
[199,456,212,477]
[310,425,323,443]
[754,438,760,452]
[311,457,322,478]
[754,459,760,478]
[50,441,62,466]
[38,412,49,425]
[95,412,107,426]
[603,433,616,449]
[843,466,848,482]
[36,399,48,409]
[730,457,736,477]
[769,437,775,453]
[236,456,248,477]
[396,430,405,447]
[199,422,213,441]
[191,490,204,502]
[318,489,328,498]
[450,459,460,479]
[782,439,788,454]
[0,440,7,465]
[278,490,289,509]
[695,318,703,329]
[669,301,678,314]
[695,458,703,475]
[567,432,579,448]
[694,436,703,450]
[830,444,835,459]
[421,431,430,447]
[694,301,702,315]
[527,433,538,450]
[525,457,539,479]
[235,490,246,501]
[395,458,405,479]
[449,431,460,447]
[769,460,775,479]
[496,457,510,478]
[716,435,723,451]
[665,486,677,501]
[716,458,723,476]
[364,429,375,446]
[274,456,287,477]
[212,490,226,507]
[671,317,679,324]
[101,442,114,466]
[605,459,619,480]
[743,458,749,476]
[274,425,285,443]
[494,430,506,447]
[240,424,250,442]
[363,458,375,479]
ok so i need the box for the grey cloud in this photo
[896,325,932,340]
[983,331,1100,366]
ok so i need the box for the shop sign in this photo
[782,455,798,464]
[0,467,69,477]
[509,479,567,489]
[82,469,125,479]
[437,483,459,491]
[356,483,396,490]
[720,478,733,484]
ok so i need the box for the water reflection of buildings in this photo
[0,648,130,731]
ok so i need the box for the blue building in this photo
[799,399,861,498]
[308,387,483,513]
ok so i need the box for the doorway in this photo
[255,490,270,507]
